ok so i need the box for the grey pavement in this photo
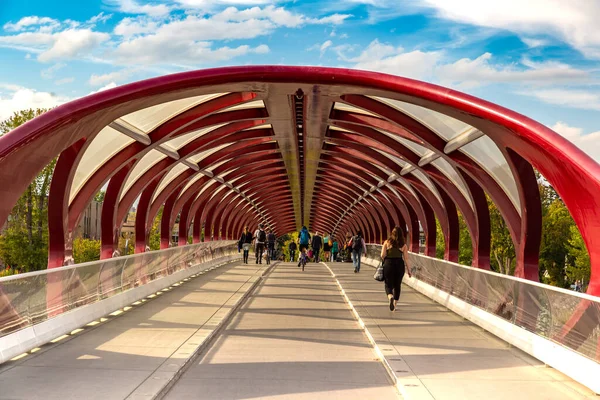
[0,261,267,400]
[327,261,597,400]
[164,262,400,400]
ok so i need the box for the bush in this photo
[73,238,101,264]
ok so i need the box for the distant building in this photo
[75,200,102,240]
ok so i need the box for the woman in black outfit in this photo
[380,226,411,311]
[239,226,253,264]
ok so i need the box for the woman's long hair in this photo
[388,226,405,249]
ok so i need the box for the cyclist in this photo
[297,226,310,270]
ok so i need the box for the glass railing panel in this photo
[0,241,237,338]
[365,244,600,362]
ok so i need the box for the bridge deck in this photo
[326,262,595,400]
[164,262,398,399]
[0,262,268,400]
[0,261,595,400]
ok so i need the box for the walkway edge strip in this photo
[126,262,279,400]
[323,262,434,400]
[0,254,239,366]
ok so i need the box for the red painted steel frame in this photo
[0,66,599,317]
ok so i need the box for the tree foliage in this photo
[539,199,574,287]
[431,171,590,291]
[566,225,590,285]
[280,232,298,261]
[488,195,516,275]
[458,211,473,265]
[73,238,101,264]
[94,191,106,203]
[0,109,53,272]
[435,218,444,259]
[148,207,162,251]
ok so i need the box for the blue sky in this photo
[1,0,600,159]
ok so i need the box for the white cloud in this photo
[551,121,600,161]
[341,40,590,88]
[55,77,75,85]
[523,89,600,111]
[521,37,548,48]
[342,40,442,80]
[0,28,110,62]
[0,85,69,122]
[89,69,133,86]
[112,0,171,17]
[114,17,160,37]
[87,12,113,25]
[39,29,110,62]
[314,14,351,25]
[436,52,589,89]
[89,82,119,94]
[176,0,274,8]
[2,6,349,68]
[114,36,270,64]
[320,40,332,56]
[3,16,59,32]
[111,7,325,64]
[216,6,350,28]
[41,63,66,79]
[413,0,600,58]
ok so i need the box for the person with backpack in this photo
[350,230,367,273]
[381,226,411,311]
[254,224,266,264]
[239,226,253,264]
[288,241,297,262]
[311,231,323,263]
[266,228,276,264]
[297,226,310,268]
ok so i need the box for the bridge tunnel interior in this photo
[0,66,599,296]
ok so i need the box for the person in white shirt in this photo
[254,224,266,264]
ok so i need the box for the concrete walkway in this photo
[326,261,596,400]
[0,261,266,400]
[164,262,400,400]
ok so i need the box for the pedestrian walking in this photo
[350,230,367,273]
[332,239,339,262]
[239,226,253,264]
[323,232,332,262]
[254,224,266,264]
[288,241,297,262]
[381,226,411,311]
[311,231,323,262]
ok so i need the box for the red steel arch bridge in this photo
[0,66,599,399]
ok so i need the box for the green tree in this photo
[119,235,134,255]
[0,109,53,272]
[94,191,106,203]
[488,195,515,275]
[148,208,163,251]
[458,211,473,265]
[566,225,590,288]
[73,238,101,264]
[281,232,298,261]
[539,200,574,287]
[435,218,445,259]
